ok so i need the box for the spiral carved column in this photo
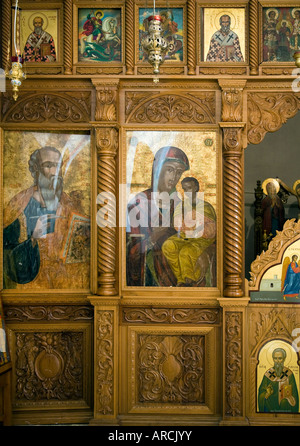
[96,127,118,296]
[249,0,259,75]
[125,0,135,75]
[63,0,73,75]
[92,79,119,296]
[221,124,245,298]
[2,0,11,73]
[187,0,196,75]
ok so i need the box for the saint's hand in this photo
[31,215,56,239]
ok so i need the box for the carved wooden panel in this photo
[8,323,92,410]
[247,92,300,145]
[224,312,243,417]
[2,92,91,123]
[126,326,217,415]
[125,92,216,124]
[138,334,205,405]
[122,307,221,325]
[4,305,93,322]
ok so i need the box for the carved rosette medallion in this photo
[14,331,84,404]
[138,335,205,405]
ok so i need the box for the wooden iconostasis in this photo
[1,0,300,426]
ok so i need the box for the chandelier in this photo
[5,0,26,101]
[141,1,169,80]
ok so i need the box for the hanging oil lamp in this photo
[141,1,169,79]
[6,0,26,101]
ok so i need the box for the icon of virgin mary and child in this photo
[126,146,217,288]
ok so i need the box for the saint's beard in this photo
[34,26,43,35]
[221,25,230,34]
[274,362,284,377]
[38,172,63,211]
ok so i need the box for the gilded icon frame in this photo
[73,2,125,72]
[120,126,222,299]
[197,1,249,69]
[259,0,300,67]
[1,129,94,295]
[15,2,63,73]
[135,0,187,73]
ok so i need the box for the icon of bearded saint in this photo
[206,14,244,62]
[24,16,56,62]
[3,146,90,290]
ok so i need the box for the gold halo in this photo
[265,8,279,20]
[94,10,104,19]
[292,8,300,18]
[214,10,237,31]
[293,179,300,191]
[262,178,280,195]
[265,340,294,368]
[28,12,49,32]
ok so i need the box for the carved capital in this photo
[92,79,119,122]
[221,125,245,154]
[219,80,246,122]
[95,127,118,159]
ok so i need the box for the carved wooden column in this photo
[89,80,120,425]
[249,0,259,75]
[125,0,134,75]
[1,0,11,72]
[218,298,249,425]
[92,79,119,296]
[219,80,246,298]
[187,0,196,75]
[218,81,249,425]
[63,0,73,75]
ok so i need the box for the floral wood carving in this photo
[95,310,114,416]
[93,80,119,122]
[122,308,220,325]
[224,312,243,417]
[247,92,300,145]
[138,335,205,404]
[2,92,91,123]
[249,308,297,356]
[4,305,93,322]
[125,93,215,124]
[249,219,300,289]
[15,331,84,404]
